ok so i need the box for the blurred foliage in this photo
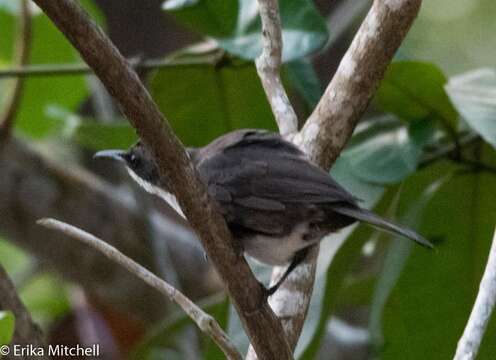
[0,0,496,359]
[0,311,15,345]
[402,0,496,75]
[375,61,458,132]
[446,68,496,149]
[151,59,277,146]
[163,0,328,61]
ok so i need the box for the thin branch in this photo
[0,56,223,79]
[37,218,242,360]
[255,0,298,137]
[0,137,213,322]
[454,227,496,360]
[261,0,423,352]
[0,263,47,357]
[419,132,479,169]
[0,0,32,144]
[31,1,292,358]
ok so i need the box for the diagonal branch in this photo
[38,218,242,360]
[251,0,423,355]
[255,0,298,137]
[0,263,47,358]
[31,0,292,358]
[454,227,496,360]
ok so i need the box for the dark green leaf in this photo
[375,61,458,131]
[380,146,496,359]
[299,190,403,359]
[163,0,238,38]
[150,62,276,147]
[445,68,496,149]
[342,115,436,184]
[203,297,232,360]
[14,13,88,138]
[369,175,450,348]
[132,294,228,360]
[285,59,322,108]
[220,0,328,61]
[74,121,138,150]
[164,0,329,62]
[0,311,15,346]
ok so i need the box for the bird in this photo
[94,129,432,294]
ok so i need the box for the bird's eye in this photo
[129,154,139,167]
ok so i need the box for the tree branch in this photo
[255,0,298,137]
[258,0,423,353]
[0,56,222,79]
[38,218,242,360]
[0,0,32,145]
[454,227,496,360]
[31,1,292,358]
[0,137,216,322]
[0,263,47,358]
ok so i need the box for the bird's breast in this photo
[241,222,318,266]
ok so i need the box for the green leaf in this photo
[285,59,322,108]
[0,311,15,346]
[163,0,238,38]
[150,62,276,147]
[74,121,138,150]
[164,0,329,62]
[299,189,403,359]
[0,1,42,16]
[12,12,88,138]
[380,146,496,359]
[342,115,436,184]
[369,175,450,348]
[445,68,496,149]
[220,0,328,62]
[0,240,30,274]
[21,274,70,326]
[132,294,229,360]
[45,106,138,150]
[375,61,458,131]
[203,297,232,360]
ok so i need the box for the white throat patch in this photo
[127,168,186,219]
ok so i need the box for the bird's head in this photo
[94,141,161,191]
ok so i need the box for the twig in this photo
[0,137,210,322]
[419,132,479,169]
[454,228,496,360]
[255,0,298,137]
[0,0,32,145]
[0,263,47,356]
[0,56,223,79]
[32,1,292,358]
[263,0,423,352]
[37,218,242,360]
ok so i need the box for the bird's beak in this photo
[93,149,127,162]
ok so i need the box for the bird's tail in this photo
[332,205,433,249]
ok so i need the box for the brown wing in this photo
[195,130,357,235]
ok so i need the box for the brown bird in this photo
[95,129,432,293]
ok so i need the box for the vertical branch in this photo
[296,0,422,168]
[253,0,423,354]
[0,0,32,145]
[454,228,496,360]
[255,0,298,137]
